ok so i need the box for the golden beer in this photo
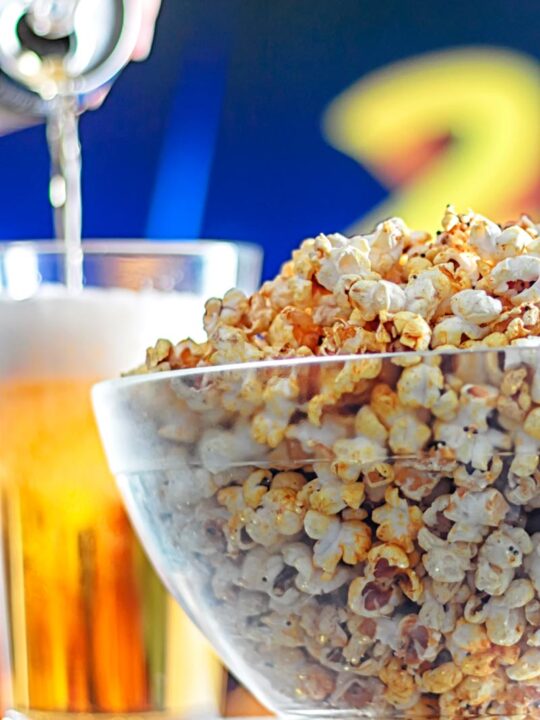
[0,376,222,717]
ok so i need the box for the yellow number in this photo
[323,48,540,232]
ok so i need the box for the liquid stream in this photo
[47,95,83,292]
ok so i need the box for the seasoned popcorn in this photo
[140,207,540,370]
[420,662,463,694]
[130,207,540,718]
[371,488,423,553]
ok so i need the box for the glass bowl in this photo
[93,347,540,718]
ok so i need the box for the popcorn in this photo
[261,611,305,648]
[479,524,532,569]
[308,358,382,425]
[524,534,540,594]
[199,423,266,473]
[388,415,431,455]
[368,383,432,455]
[348,575,403,618]
[329,674,385,708]
[135,207,540,717]
[418,528,474,582]
[451,289,503,325]
[204,288,250,336]
[454,672,505,706]
[453,456,503,493]
[476,525,533,596]
[347,544,423,620]
[300,602,348,649]
[305,479,352,515]
[316,244,372,292]
[304,510,371,573]
[365,217,409,274]
[445,487,509,529]
[332,436,386,483]
[469,213,502,258]
[392,311,432,351]
[496,578,535,608]
[499,225,540,256]
[286,415,349,456]
[267,307,321,353]
[379,658,419,709]
[526,599,540,626]
[472,645,520,678]
[525,407,540,441]
[430,577,467,604]
[251,374,299,447]
[419,593,458,634]
[463,592,489,625]
[486,255,540,305]
[348,279,406,321]
[367,542,409,570]
[420,663,463,694]
[451,618,491,654]
[485,606,525,646]
[282,542,352,595]
[372,488,423,553]
[396,614,441,666]
[240,547,297,602]
[248,485,305,539]
[396,363,444,409]
[506,649,540,681]
[404,267,452,321]
[431,316,487,348]
[297,663,336,701]
[394,463,442,501]
[209,325,264,364]
[354,405,388,443]
[527,629,540,647]
[243,469,271,508]
[433,248,480,286]
[434,384,510,470]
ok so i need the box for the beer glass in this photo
[0,240,262,720]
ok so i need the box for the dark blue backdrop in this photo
[0,0,538,279]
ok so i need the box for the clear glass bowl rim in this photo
[93,342,540,393]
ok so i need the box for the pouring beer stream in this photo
[47,94,83,291]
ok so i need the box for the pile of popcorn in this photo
[136,207,540,717]
[141,206,540,372]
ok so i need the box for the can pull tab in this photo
[0,0,143,111]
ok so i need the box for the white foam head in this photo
[0,284,207,379]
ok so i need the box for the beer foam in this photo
[0,284,206,378]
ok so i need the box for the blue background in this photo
[0,0,539,279]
